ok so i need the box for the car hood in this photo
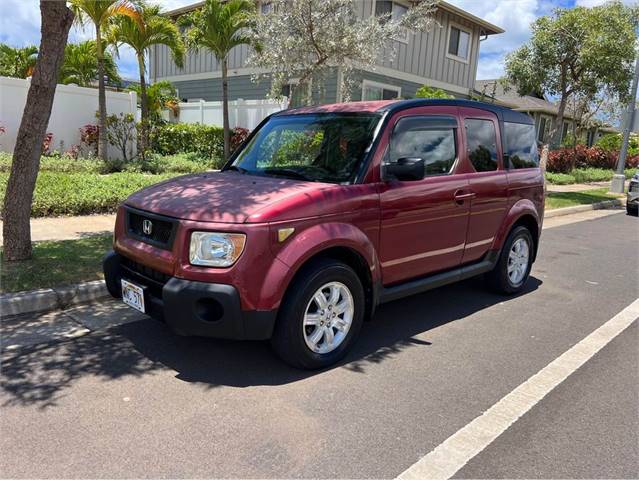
[125,171,325,223]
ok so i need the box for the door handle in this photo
[454,191,476,203]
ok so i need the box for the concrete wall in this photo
[0,76,137,158]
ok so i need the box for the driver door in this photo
[379,112,471,285]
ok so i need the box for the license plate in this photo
[121,279,145,313]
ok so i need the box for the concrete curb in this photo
[544,199,624,218]
[1,280,109,318]
[0,197,626,318]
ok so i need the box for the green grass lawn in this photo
[545,188,622,210]
[1,234,112,293]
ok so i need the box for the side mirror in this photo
[385,157,425,181]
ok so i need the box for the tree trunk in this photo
[551,94,568,148]
[2,0,73,261]
[96,24,108,160]
[138,53,148,159]
[222,57,230,161]
[550,66,568,148]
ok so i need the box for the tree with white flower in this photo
[248,0,438,105]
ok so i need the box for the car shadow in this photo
[1,276,541,407]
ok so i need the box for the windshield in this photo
[226,113,381,184]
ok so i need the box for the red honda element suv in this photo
[104,99,544,369]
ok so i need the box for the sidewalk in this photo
[545,181,615,193]
[0,214,115,242]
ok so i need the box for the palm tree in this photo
[108,3,184,154]
[127,80,179,123]
[60,40,121,87]
[68,0,140,160]
[180,0,256,161]
[0,44,38,78]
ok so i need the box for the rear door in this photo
[459,108,509,263]
[379,109,471,285]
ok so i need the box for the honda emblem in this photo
[142,219,153,235]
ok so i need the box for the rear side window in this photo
[503,122,539,169]
[390,116,457,176]
[465,118,498,172]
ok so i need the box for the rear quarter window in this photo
[504,122,539,169]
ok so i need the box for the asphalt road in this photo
[1,211,638,479]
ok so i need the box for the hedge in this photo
[545,167,635,185]
[0,171,179,217]
[0,151,213,175]
[149,123,225,165]
[546,145,639,173]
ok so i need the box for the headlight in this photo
[189,232,246,267]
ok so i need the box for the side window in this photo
[464,118,498,172]
[389,116,457,176]
[504,122,539,169]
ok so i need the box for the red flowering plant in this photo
[230,127,250,153]
[80,124,99,157]
[42,132,54,155]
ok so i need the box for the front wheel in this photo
[271,259,365,369]
[485,226,534,294]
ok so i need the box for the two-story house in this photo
[150,0,503,104]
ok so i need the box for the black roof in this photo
[377,99,534,125]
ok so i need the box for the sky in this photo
[0,0,628,82]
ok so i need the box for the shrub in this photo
[596,133,639,156]
[0,153,104,173]
[104,113,137,166]
[547,148,576,173]
[123,153,214,174]
[149,123,224,161]
[79,124,99,157]
[42,132,53,155]
[545,172,576,185]
[0,171,178,217]
[415,85,454,99]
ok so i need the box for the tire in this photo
[627,204,638,217]
[271,258,365,369]
[485,226,534,295]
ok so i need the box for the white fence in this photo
[0,76,137,158]
[177,98,288,130]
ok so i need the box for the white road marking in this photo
[397,298,639,480]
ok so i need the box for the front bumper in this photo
[103,251,276,340]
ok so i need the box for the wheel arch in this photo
[493,200,542,262]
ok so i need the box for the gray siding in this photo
[173,75,272,101]
[152,1,486,94]
[349,70,468,101]
[171,70,338,103]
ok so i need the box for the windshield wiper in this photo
[262,168,313,181]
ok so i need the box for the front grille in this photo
[629,182,638,193]
[126,208,176,249]
[120,256,171,299]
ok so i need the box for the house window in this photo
[362,80,401,101]
[561,120,572,143]
[447,24,471,62]
[375,1,409,43]
[537,115,552,143]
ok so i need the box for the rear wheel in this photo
[271,259,365,369]
[485,226,534,294]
